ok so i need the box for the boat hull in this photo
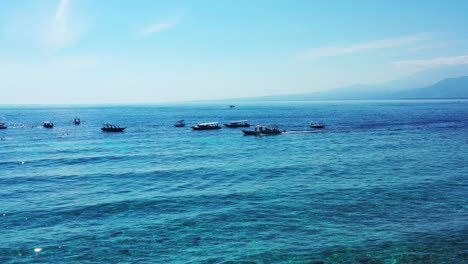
[242,130,282,136]
[101,127,126,132]
[225,124,250,128]
[192,126,221,130]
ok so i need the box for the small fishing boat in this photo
[174,120,186,127]
[43,121,54,128]
[224,120,250,128]
[242,125,283,136]
[229,105,236,108]
[0,122,7,129]
[192,122,221,130]
[310,122,325,128]
[74,118,81,125]
[101,124,126,132]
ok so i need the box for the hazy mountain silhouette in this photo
[233,65,468,101]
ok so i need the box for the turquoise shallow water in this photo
[0,101,467,263]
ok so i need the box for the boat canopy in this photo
[198,122,219,126]
[255,124,278,129]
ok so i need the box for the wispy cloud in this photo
[408,39,468,51]
[49,0,71,48]
[391,55,468,71]
[139,17,181,36]
[300,33,434,60]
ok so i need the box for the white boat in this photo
[243,125,283,136]
[192,122,221,130]
[309,122,325,128]
[174,120,186,127]
[224,120,250,128]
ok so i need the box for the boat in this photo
[192,122,222,130]
[310,122,325,128]
[224,120,250,128]
[229,105,236,108]
[43,121,54,128]
[74,118,81,125]
[101,124,126,132]
[242,125,284,136]
[0,122,7,129]
[174,120,186,127]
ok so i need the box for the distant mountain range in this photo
[228,65,468,101]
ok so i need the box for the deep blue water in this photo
[0,101,467,263]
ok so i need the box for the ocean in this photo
[0,100,467,263]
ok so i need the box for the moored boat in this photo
[224,120,250,128]
[43,121,54,128]
[174,120,185,127]
[0,122,7,129]
[310,122,325,128]
[74,118,81,125]
[242,125,283,136]
[192,122,221,130]
[101,124,126,132]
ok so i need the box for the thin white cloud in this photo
[408,39,468,51]
[139,17,180,36]
[391,55,468,71]
[300,33,434,59]
[49,0,70,48]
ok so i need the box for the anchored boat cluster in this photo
[0,118,325,136]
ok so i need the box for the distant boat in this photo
[192,122,221,130]
[309,122,325,128]
[74,118,81,125]
[224,120,250,128]
[242,125,283,136]
[229,105,236,108]
[101,124,126,132]
[174,120,186,127]
[43,121,54,128]
[0,122,7,129]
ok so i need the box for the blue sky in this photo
[1,0,468,104]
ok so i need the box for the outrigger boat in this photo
[224,120,250,128]
[43,121,54,128]
[192,122,221,130]
[242,125,283,136]
[0,122,7,129]
[74,118,81,125]
[101,124,126,132]
[309,122,325,128]
[174,120,186,127]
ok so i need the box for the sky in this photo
[1,0,468,104]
